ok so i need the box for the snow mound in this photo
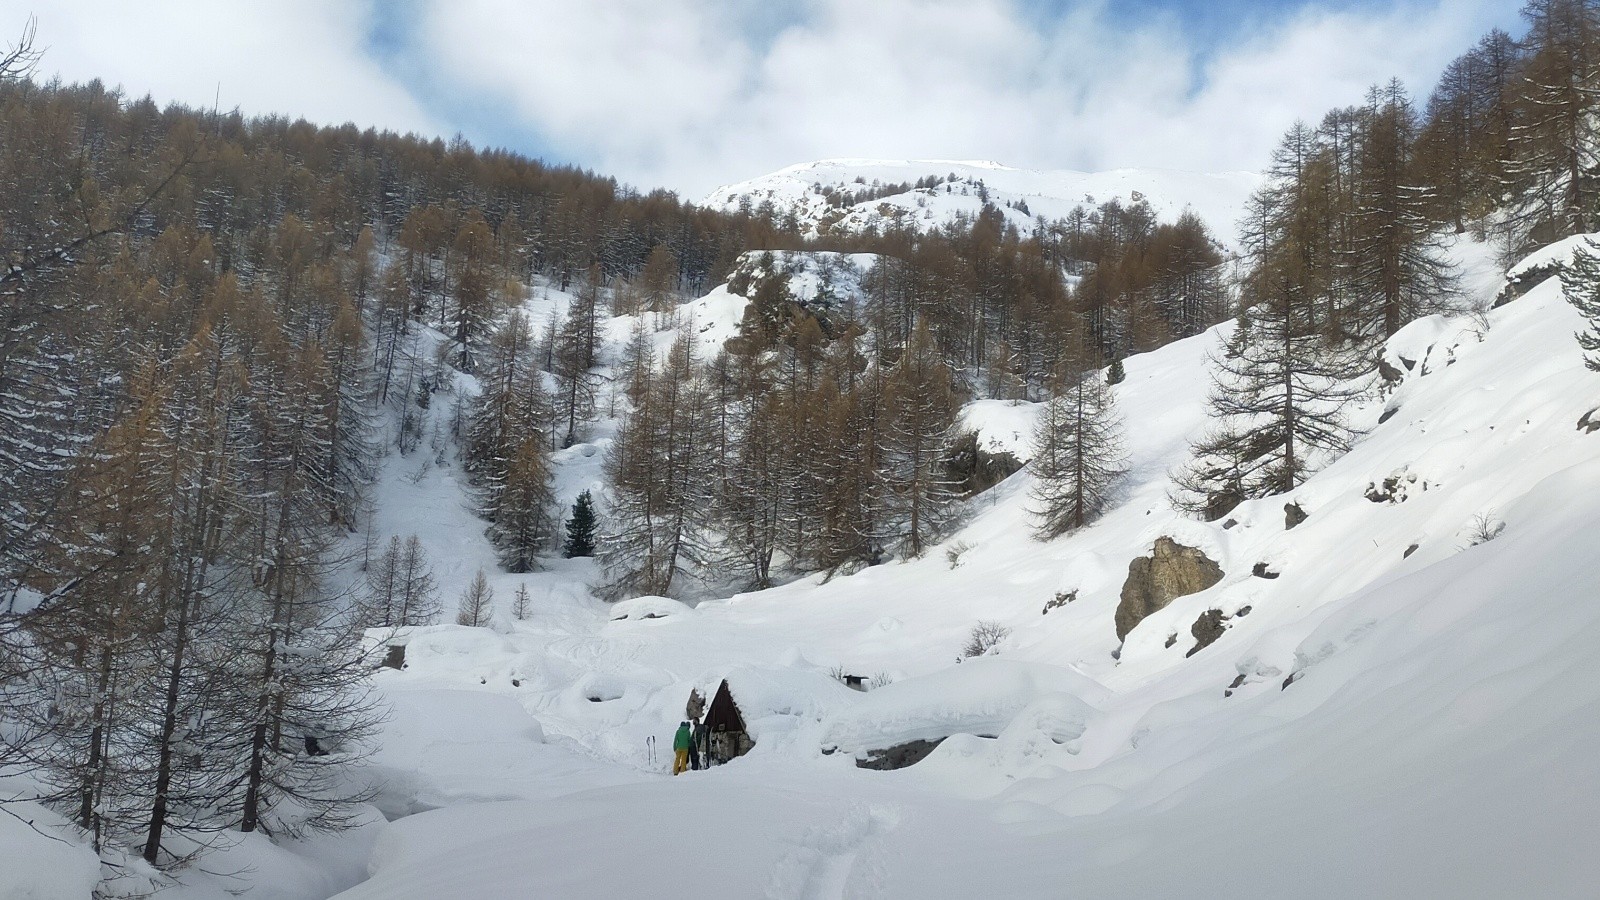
[363,690,550,816]
[0,804,100,899]
[960,399,1040,462]
[819,658,1107,758]
[608,595,694,622]
[1505,232,1597,282]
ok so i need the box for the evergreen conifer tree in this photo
[564,490,598,557]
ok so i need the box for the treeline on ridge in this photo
[1176,0,1600,521]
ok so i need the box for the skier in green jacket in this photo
[672,721,692,775]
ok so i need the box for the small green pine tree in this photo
[564,490,598,558]
[1106,357,1126,385]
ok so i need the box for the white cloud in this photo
[424,0,755,141]
[0,1,1524,199]
[408,0,1522,196]
[0,0,437,134]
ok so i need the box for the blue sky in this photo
[1074,0,1422,37]
[2,0,1526,196]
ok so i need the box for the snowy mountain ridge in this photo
[703,158,1264,248]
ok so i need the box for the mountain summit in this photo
[704,158,1262,247]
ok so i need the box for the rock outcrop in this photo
[1365,468,1427,504]
[857,738,948,770]
[1284,501,1308,529]
[1186,609,1227,657]
[1115,537,1225,641]
[944,431,1024,497]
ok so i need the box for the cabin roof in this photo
[704,678,747,733]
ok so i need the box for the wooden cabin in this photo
[703,678,754,764]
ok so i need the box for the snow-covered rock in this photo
[819,658,1106,759]
[607,595,694,622]
[959,398,1041,462]
[1498,231,1600,305]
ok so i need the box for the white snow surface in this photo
[12,237,1600,898]
[960,398,1041,461]
[704,158,1264,248]
[819,659,1106,758]
[1505,231,1595,282]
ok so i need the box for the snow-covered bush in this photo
[945,541,972,569]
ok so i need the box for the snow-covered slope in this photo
[326,233,1600,897]
[703,158,1263,247]
[12,236,1600,899]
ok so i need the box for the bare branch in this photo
[0,17,40,81]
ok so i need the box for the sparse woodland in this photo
[1174,0,1600,523]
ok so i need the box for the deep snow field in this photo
[8,234,1600,899]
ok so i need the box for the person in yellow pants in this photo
[672,721,692,775]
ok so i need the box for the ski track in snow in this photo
[766,804,899,900]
